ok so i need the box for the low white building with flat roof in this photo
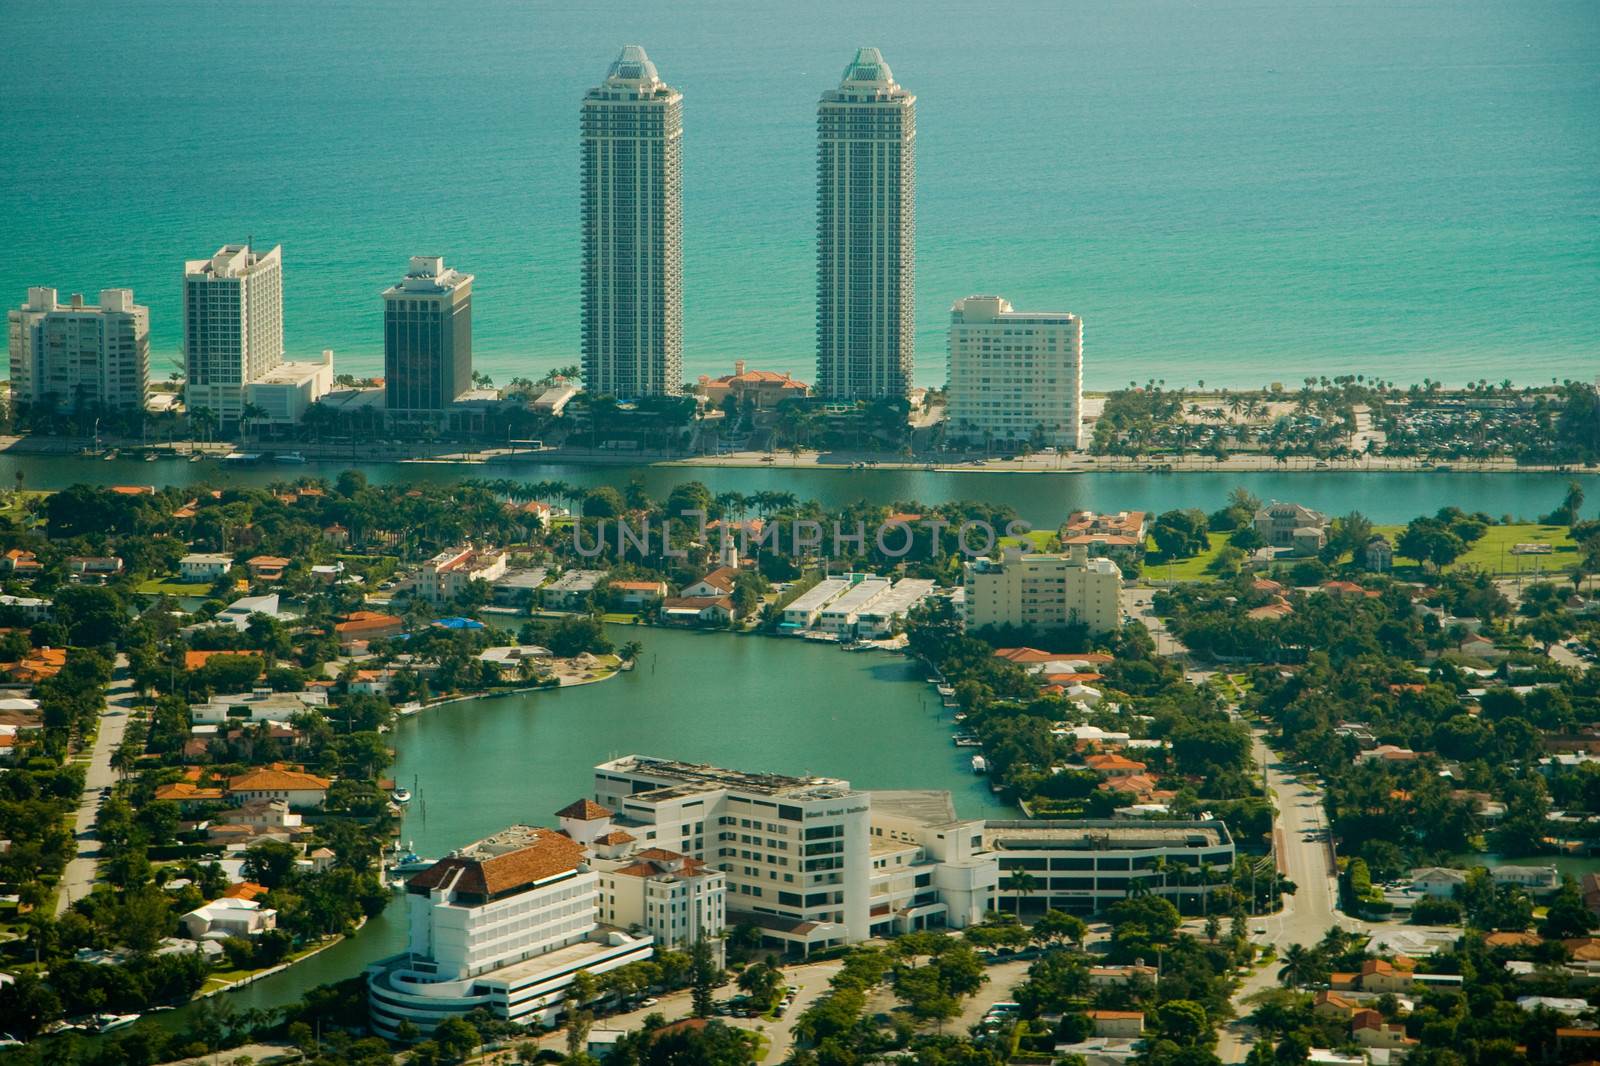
[780,577,851,630]
[542,569,604,610]
[855,578,936,637]
[816,576,892,637]
[984,819,1235,915]
[244,349,333,424]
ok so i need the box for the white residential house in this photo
[182,897,277,939]
[180,553,235,582]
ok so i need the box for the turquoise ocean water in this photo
[2,0,1596,390]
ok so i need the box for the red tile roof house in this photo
[246,555,291,583]
[680,566,739,598]
[1084,753,1148,778]
[660,596,735,627]
[226,767,331,809]
[334,611,405,647]
[1061,511,1150,548]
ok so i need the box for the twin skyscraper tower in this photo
[581,46,915,401]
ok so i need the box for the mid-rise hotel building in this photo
[816,48,915,401]
[382,256,473,414]
[964,546,1123,634]
[591,756,996,954]
[581,45,682,398]
[946,295,1083,450]
[8,287,148,411]
[183,244,283,422]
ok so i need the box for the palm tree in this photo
[1007,870,1038,916]
[1277,943,1323,988]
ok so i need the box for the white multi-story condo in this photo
[946,296,1083,450]
[590,756,997,954]
[409,546,509,606]
[557,800,727,955]
[366,825,653,1037]
[963,546,1123,633]
[816,48,915,401]
[8,288,149,412]
[581,45,682,398]
[985,819,1236,915]
[383,256,473,413]
[183,244,283,422]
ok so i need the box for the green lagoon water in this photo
[2,0,1597,389]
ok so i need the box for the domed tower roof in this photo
[839,47,897,89]
[603,44,663,89]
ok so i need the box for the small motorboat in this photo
[91,1014,140,1033]
[274,451,307,464]
[392,788,412,804]
[971,755,988,774]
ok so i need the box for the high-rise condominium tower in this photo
[183,244,283,421]
[581,45,683,398]
[816,48,916,401]
[8,287,149,412]
[946,296,1083,450]
[382,256,473,413]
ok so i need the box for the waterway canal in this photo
[4,452,1596,527]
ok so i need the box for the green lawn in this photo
[1371,521,1579,576]
[1145,537,1233,581]
[998,529,1060,553]
[134,579,214,596]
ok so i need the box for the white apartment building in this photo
[367,825,653,1037]
[581,46,683,398]
[779,577,851,630]
[8,287,149,412]
[855,578,936,637]
[816,576,891,636]
[816,48,916,400]
[945,296,1082,450]
[244,349,333,424]
[183,244,283,422]
[410,547,509,606]
[984,819,1236,915]
[963,546,1122,634]
[590,756,996,954]
[557,800,726,955]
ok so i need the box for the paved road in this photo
[1216,731,1362,1063]
[55,656,133,915]
[1120,587,1188,656]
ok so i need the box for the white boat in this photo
[221,452,261,464]
[392,788,412,804]
[971,755,988,774]
[953,735,982,748]
[92,1014,140,1033]
[274,451,307,464]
